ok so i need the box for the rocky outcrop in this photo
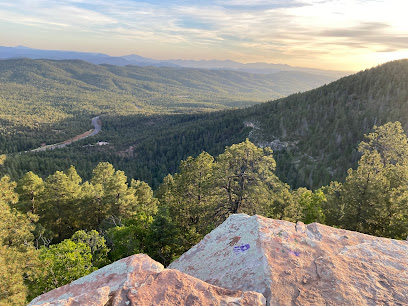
[169,214,408,305]
[29,253,265,305]
[29,214,408,305]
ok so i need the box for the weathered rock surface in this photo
[29,253,265,306]
[169,214,408,305]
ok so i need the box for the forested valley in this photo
[2,59,408,304]
[2,59,408,190]
[0,58,336,181]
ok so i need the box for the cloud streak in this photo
[0,0,407,70]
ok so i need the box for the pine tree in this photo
[0,174,38,305]
[16,171,44,214]
[39,168,82,241]
[130,179,158,217]
[326,122,408,239]
[213,139,298,222]
[91,162,136,221]
[161,152,215,233]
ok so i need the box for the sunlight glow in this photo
[0,0,407,70]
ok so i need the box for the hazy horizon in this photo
[1,0,407,71]
[1,44,358,72]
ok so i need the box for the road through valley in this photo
[32,116,101,152]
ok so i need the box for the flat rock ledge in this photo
[169,214,408,305]
[28,253,265,306]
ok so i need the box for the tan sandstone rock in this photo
[168,213,408,305]
[29,253,265,306]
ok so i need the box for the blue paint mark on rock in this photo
[288,250,301,257]
[233,243,250,254]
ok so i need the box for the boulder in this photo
[168,214,408,305]
[29,253,265,306]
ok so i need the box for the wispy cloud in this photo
[0,0,407,70]
[318,22,408,50]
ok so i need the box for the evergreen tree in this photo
[79,181,106,230]
[213,139,298,222]
[129,179,158,218]
[147,206,200,266]
[326,122,408,239]
[0,174,38,305]
[16,171,44,214]
[160,152,215,233]
[294,187,326,224]
[39,168,82,241]
[91,162,136,221]
[359,121,408,165]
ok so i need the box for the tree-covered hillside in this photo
[2,59,408,191]
[246,59,408,188]
[0,58,336,153]
[83,59,408,190]
[0,58,336,123]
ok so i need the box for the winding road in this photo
[32,116,102,152]
[89,116,102,136]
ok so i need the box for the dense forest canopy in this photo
[0,58,336,165]
[2,122,408,304]
[0,58,335,131]
[2,59,408,191]
[247,59,408,188]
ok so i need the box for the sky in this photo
[0,0,407,71]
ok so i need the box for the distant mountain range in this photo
[0,46,352,78]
